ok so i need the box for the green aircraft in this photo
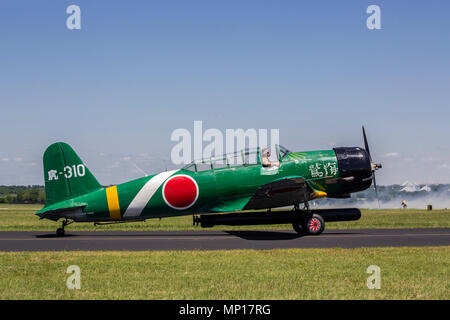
[36,127,381,236]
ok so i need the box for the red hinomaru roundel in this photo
[162,174,199,210]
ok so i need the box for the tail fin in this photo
[43,142,102,206]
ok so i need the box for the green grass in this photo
[1,206,448,299]
[0,247,448,299]
[0,204,448,231]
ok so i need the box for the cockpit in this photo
[182,145,291,172]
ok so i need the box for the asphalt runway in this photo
[0,228,449,251]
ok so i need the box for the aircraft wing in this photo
[243,176,317,210]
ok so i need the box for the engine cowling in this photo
[333,147,373,194]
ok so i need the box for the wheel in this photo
[292,222,305,234]
[302,214,325,235]
[56,228,65,237]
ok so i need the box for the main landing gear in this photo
[56,219,73,237]
[292,202,325,236]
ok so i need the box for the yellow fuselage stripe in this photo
[106,186,121,220]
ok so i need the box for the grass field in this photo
[0,247,448,299]
[0,204,448,231]
[1,205,448,300]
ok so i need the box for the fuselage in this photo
[37,147,372,222]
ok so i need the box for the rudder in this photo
[43,142,102,206]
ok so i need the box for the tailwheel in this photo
[56,219,72,237]
[303,214,325,235]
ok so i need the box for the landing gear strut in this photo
[56,219,73,237]
[292,202,325,235]
[304,201,310,212]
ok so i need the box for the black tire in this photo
[56,228,65,237]
[292,222,304,234]
[302,214,325,235]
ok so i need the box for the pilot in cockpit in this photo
[261,147,280,168]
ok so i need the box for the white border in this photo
[162,174,199,210]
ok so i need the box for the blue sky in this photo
[0,0,449,185]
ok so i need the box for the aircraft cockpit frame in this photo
[182,144,292,173]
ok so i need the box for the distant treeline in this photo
[0,185,45,204]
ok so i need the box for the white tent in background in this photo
[400,181,431,192]
[400,181,420,192]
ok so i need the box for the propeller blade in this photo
[362,126,381,208]
[362,125,372,162]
